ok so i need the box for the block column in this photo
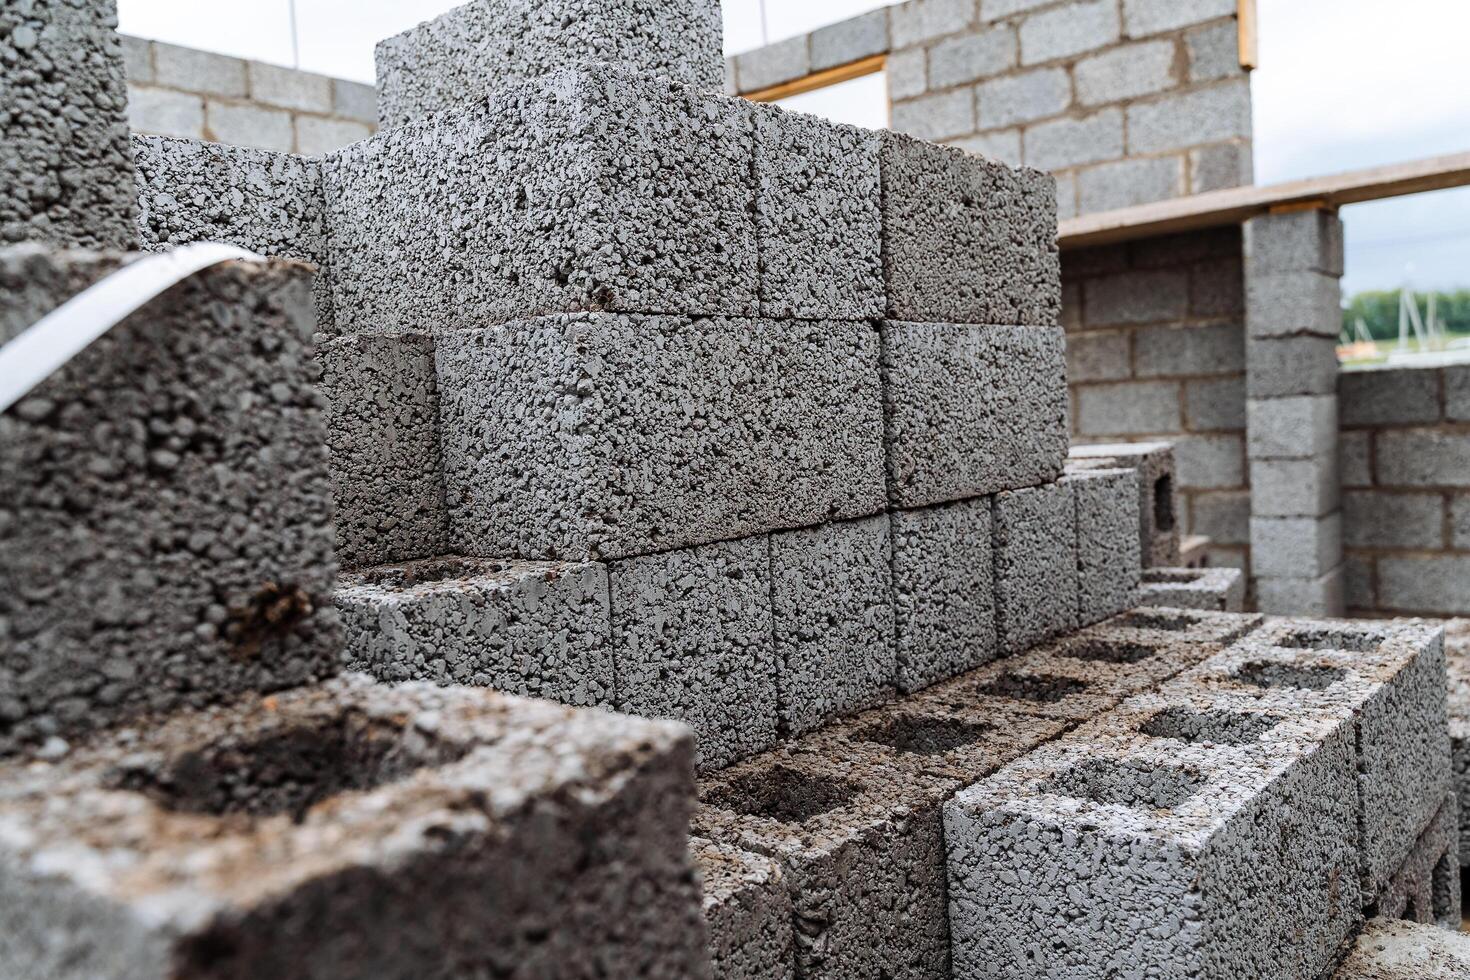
[1243,208,1345,615]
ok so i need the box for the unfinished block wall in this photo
[1064,227,1249,572]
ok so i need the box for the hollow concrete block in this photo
[993,481,1079,654]
[691,838,794,980]
[1137,566,1247,613]
[1069,441,1180,567]
[1067,467,1142,627]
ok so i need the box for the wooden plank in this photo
[742,54,887,103]
[1058,151,1470,249]
[1237,0,1259,71]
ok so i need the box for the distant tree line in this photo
[1343,289,1470,340]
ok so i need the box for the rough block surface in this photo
[1069,468,1142,626]
[1374,793,1460,928]
[1137,566,1247,612]
[1333,917,1470,978]
[993,481,1080,653]
[691,838,794,980]
[1069,442,1181,567]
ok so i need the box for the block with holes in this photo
[691,838,794,980]
[992,480,1080,654]
[1137,566,1248,613]
[1066,467,1142,626]
[1069,442,1181,567]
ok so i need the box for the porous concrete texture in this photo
[1447,619,1470,867]
[693,740,956,980]
[1137,566,1248,612]
[1067,467,1143,625]
[890,498,998,693]
[946,688,1362,980]
[0,677,711,978]
[611,536,778,771]
[336,556,614,708]
[1373,793,1460,927]
[1,0,136,249]
[881,321,1068,508]
[691,838,794,980]
[0,245,340,757]
[375,0,725,129]
[1333,917,1470,979]
[880,132,1061,326]
[771,515,898,736]
[323,65,759,335]
[751,103,883,320]
[992,481,1080,653]
[316,332,447,569]
[435,313,883,563]
[1069,441,1183,567]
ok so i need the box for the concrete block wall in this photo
[1340,363,1470,617]
[728,0,1253,218]
[120,35,376,155]
[1064,227,1249,572]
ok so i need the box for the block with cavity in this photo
[946,690,1362,980]
[435,313,885,562]
[1013,628,1227,700]
[317,332,448,569]
[1069,441,1181,567]
[1137,566,1247,613]
[336,556,613,708]
[611,536,777,771]
[1093,606,1265,647]
[0,677,711,978]
[1334,917,1470,979]
[772,515,897,736]
[691,838,794,980]
[323,65,758,334]
[1164,618,1452,898]
[752,103,883,320]
[1067,467,1142,627]
[0,246,339,757]
[993,481,1079,654]
[1374,793,1460,928]
[879,133,1060,326]
[882,322,1068,508]
[693,743,956,980]
[375,0,725,129]
[914,649,1131,723]
[1,0,135,249]
[891,497,997,694]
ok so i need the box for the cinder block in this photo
[915,651,1126,722]
[1189,255,1246,317]
[1374,794,1460,927]
[975,67,1072,129]
[1375,429,1470,488]
[126,86,205,140]
[1083,267,1189,326]
[891,88,975,142]
[153,40,246,97]
[1069,441,1181,566]
[1377,555,1470,615]
[611,536,778,771]
[927,25,1017,88]
[1068,468,1142,626]
[693,743,956,980]
[2,0,136,249]
[993,481,1079,653]
[205,99,295,153]
[1334,918,1470,979]
[1186,376,1247,431]
[1446,365,1470,422]
[1066,329,1131,382]
[891,498,998,693]
[1246,269,1344,338]
[1255,567,1346,618]
[1172,433,1245,492]
[1247,335,1340,397]
[0,247,339,756]
[1125,80,1252,154]
[1452,495,1470,548]
[1342,430,1373,487]
[0,678,710,977]
[1073,39,1175,106]
[881,321,1067,507]
[1250,514,1342,579]
[1251,455,1341,518]
[1055,171,1079,219]
[338,556,613,707]
[333,79,378,123]
[691,838,794,980]
[772,515,897,736]
[1074,380,1182,436]
[811,9,890,72]
[248,61,333,113]
[880,132,1060,326]
[1022,108,1123,171]
[885,47,927,100]
[1341,366,1441,427]
[295,115,374,156]
[1450,621,1470,866]
[1130,225,1242,269]
[1077,154,1185,212]
[435,314,884,562]
[1186,20,1244,83]
[1019,0,1120,66]
[952,128,1024,167]
[1135,321,1245,378]
[752,105,883,319]
[1342,490,1444,550]
[1138,566,1247,612]
[375,0,724,128]
[890,0,977,48]
[1244,207,1345,277]
[1190,141,1254,193]
[1101,606,1264,645]
[1122,0,1236,36]
[317,333,448,568]
[947,687,1361,980]
[120,34,153,83]
[1247,395,1338,459]
[735,36,809,93]
[323,66,759,334]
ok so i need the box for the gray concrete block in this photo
[120,33,153,83]
[1251,456,1340,518]
[735,36,809,93]
[1373,793,1459,927]
[0,677,710,977]
[317,332,448,569]
[1246,270,1344,338]
[435,313,884,562]
[1083,267,1189,326]
[1247,395,1338,459]
[323,66,759,334]
[1070,441,1182,566]
[1122,0,1237,38]
[890,0,977,48]
[993,481,1079,653]
[0,246,339,756]
[1066,329,1130,383]
[1250,514,1342,579]
[1374,429,1470,488]
[295,115,373,156]
[1022,108,1123,171]
[1137,566,1247,612]
[126,86,205,140]
[1448,621,1470,866]
[2,0,136,249]
[1345,554,1376,611]
[890,87,975,142]
[1185,254,1244,318]
[916,645,1134,722]
[1256,568,1346,618]
[772,515,897,736]
[752,104,883,319]
[1342,490,1444,550]
[1074,380,1182,436]
[1186,19,1243,83]
[1077,154,1186,212]
[1190,141,1254,193]
[1452,495,1470,549]
[1187,489,1250,545]
[1019,0,1120,66]
[811,9,890,72]
[691,838,794,980]
[927,25,1017,88]
[947,687,1361,980]
[1069,468,1143,626]
[1446,365,1470,422]
[338,556,613,706]
[1185,376,1247,431]
[1073,39,1175,106]
[891,498,997,693]
[1377,555,1470,615]
[983,0,1055,17]
[1341,430,1373,487]
[951,127,1023,167]
[1334,918,1470,979]
[1247,335,1340,397]
[153,40,246,97]
[1131,225,1242,268]
[1340,366,1441,427]
[611,536,778,771]
[885,47,928,100]
[975,67,1071,129]
[332,79,378,123]
[1134,321,1244,378]
[1126,80,1252,155]
[248,61,332,113]
[1055,170,1079,219]
[1174,432,1246,489]
[376,0,724,128]
[881,321,1067,507]
[1244,207,1345,277]
[206,99,295,153]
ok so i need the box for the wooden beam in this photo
[1237,0,1259,71]
[742,54,887,104]
[1058,151,1470,249]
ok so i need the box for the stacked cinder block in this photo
[1448,619,1470,872]
[1138,566,1248,612]
[1244,209,1346,615]
[1069,441,1182,566]
[691,838,795,980]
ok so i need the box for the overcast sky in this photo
[116,0,1469,294]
